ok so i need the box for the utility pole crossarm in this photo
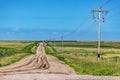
[92,7,108,12]
[92,9,108,12]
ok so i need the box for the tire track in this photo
[0,43,50,75]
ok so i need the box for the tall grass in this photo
[0,41,39,67]
[21,41,39,53]
[61,54,120,76]
[45,41,120,76]
[0,47,20,57]
[0,41,32,50]
[0,53,30,66]
[48,41,120,48]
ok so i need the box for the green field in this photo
[45,41,120,76]
[0,41,39,66]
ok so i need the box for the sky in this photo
[0,0,120,41]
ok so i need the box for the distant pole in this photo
[92,7,108,62]
[61,36,63,53]
[53,37,55,48]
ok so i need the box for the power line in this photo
[62,0,112,38]
[101,0,112,7]
[106,2,120,20]
[58,0,111,41]
[62,13,91,38]
[82,22,97,36]
[57,1,110,56]
[106,11,120,20]
[99,0,120,24]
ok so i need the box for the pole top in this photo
[92,7,108,13]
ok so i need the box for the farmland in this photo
[0,41,120,76]
[45,41,120,76]
[0,41,39,66]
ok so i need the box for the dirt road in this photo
[0,43,120,80]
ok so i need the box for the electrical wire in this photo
[100,0,113,7]
[62,13,91,38]
[106,11,120,20]
[59,0,113,40]
[62,0,112,38]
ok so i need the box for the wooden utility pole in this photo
[61,36,63,53]
[92,7,108,61]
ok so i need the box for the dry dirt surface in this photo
[0,43,120,80]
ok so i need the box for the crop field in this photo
[45,41,120,76]
[0,41,39,66]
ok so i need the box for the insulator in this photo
[103,20,105,22]
[102,17,105,22]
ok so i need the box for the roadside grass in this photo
[0,53,30,66]
[0,47,21,57]
[54,47,120,59]
[21,41,39,53]
[48,41,120,48]
[45,41,120,76]
[0,41,39,67]
[63,57,120,76]
[0,41,32,50]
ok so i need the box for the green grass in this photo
[45,41,120,76]
[48,41,120,48]
[0,47,20,57]
[0,41,32,50]
[0,41,39,67]
[61,54,120,76]
[0,53,30,66]
[21,41,39,53]
[54,47,120,59]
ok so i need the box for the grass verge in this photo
[45,42,120,76]
[0,53,30,66]
[0,41,39,67]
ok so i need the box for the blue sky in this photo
[0,0,120,40]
